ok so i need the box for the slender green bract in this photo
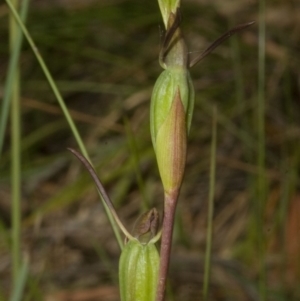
[68,149,161,301]
[119,240,159,301]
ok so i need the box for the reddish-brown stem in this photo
[156,189,179,301]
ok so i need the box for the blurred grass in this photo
[257,0,267,299]
[8,0,22,291]
[203,106,217,301]
[5,0,124,250]
[0,0,300,300]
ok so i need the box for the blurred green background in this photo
[0,0,300,300]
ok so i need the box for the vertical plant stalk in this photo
[5,0,88,159]
[5,0,123,249]
[0,0,29,158]
[9,256,29,301]
[156,189,179,301]
[257,0,267,299]
[203,106,217,301]
[152,5,254,300]
[9,0,21,287]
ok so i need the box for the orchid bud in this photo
[119,209,160,301]
[151,7,253,195]
[119,241,159,301]
[150,9,194,193]
[153,86,191,194]
[150,68,194,150]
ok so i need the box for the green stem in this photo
[9,257,29,301]
[5,0,87,159]
[203,106,217,300]
[9,0,21,288]
[0,0,29,158]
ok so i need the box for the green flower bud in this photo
[154,87,187,194]
[150,67,194,151]
[119,209,160,301]
[150,7,194,194]
[119,240,159,301]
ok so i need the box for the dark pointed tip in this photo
[189,20,255,68]
[244,21,255,28]
[67,148,83,160]
[238,21,256,29]
[67,147,78,154]
[234,21,256,32]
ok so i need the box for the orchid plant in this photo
[69,1,253,301]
